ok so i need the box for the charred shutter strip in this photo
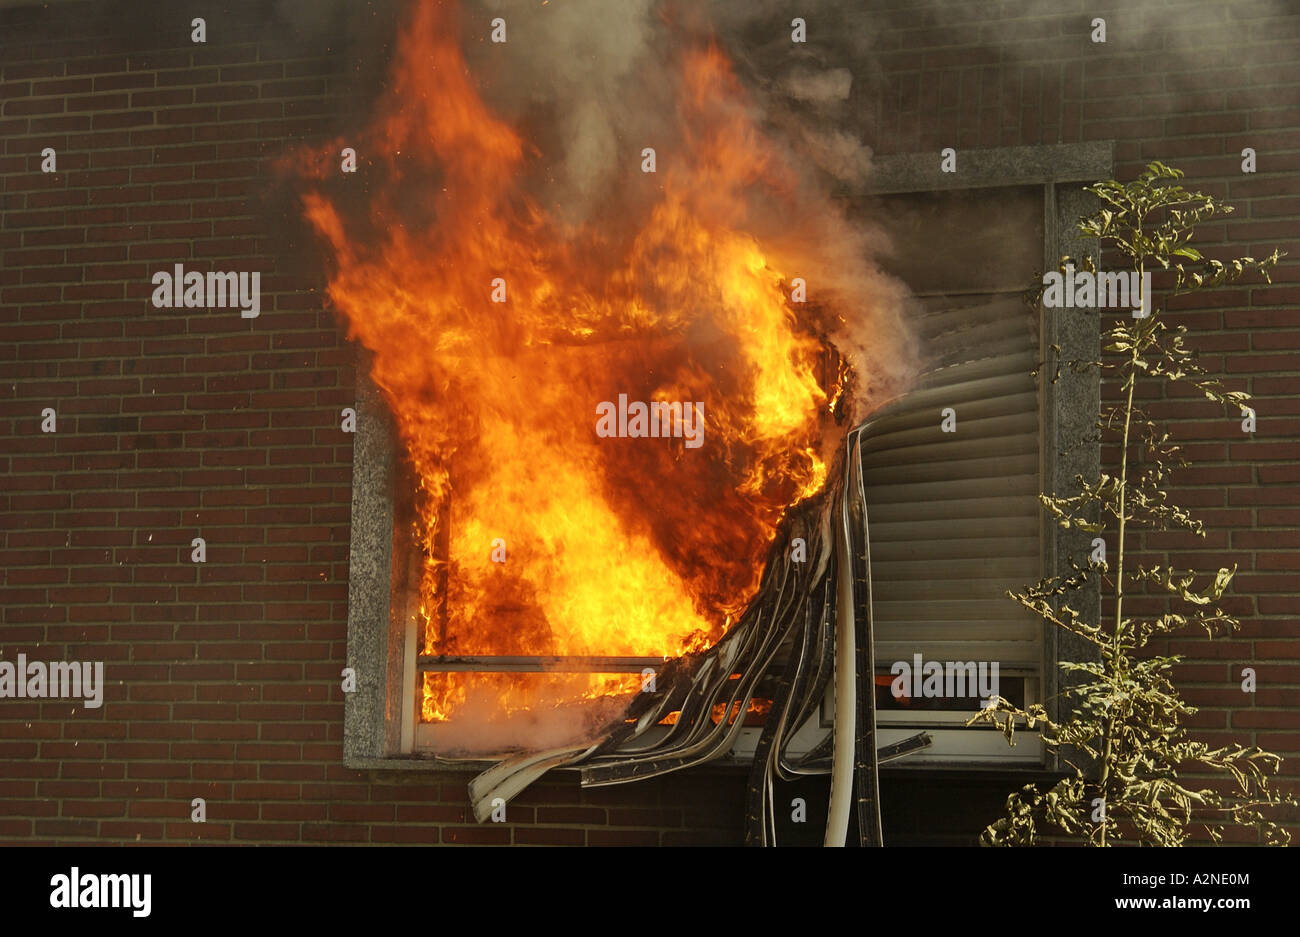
[778,572,837,777]
[743,564,824,845]
[776,577,833,774]
[847,429,883,847]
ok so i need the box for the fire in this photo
[660,698,773,727]
[290,0,877,729]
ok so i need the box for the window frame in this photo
[858,142,1109,768]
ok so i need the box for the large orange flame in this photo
[292,0,882,728]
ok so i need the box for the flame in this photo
[290,0,873,727]
[660,698,773,727]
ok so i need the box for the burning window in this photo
[317,0,1103,838]
[312,0,914,822]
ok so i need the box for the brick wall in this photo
[1,0,1296,844]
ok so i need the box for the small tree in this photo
[969,162,1294,846]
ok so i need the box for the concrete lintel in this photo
[863,141,1115,194]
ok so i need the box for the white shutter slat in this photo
[918,350,1038,388]
[875,640,1041,668]
[862,409,1037,449]
[874,619,1037,642]
[860,452,1037,485]
[867,494,1036,523]
[861,417,1038,465]
[865,474,1038,505]
[868,556,1033,580]
[873,598,1029,622]
[873,576,1015,601]
[868,514,1038,541]
[870,536,1038,562]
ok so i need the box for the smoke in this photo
[274,0,1296,201]
[781,67,853,103]
[456,0,918,405]
[993,0,1299,116]
[465,0,888,209]
[468,0,668,228]
[427,684,634,756]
